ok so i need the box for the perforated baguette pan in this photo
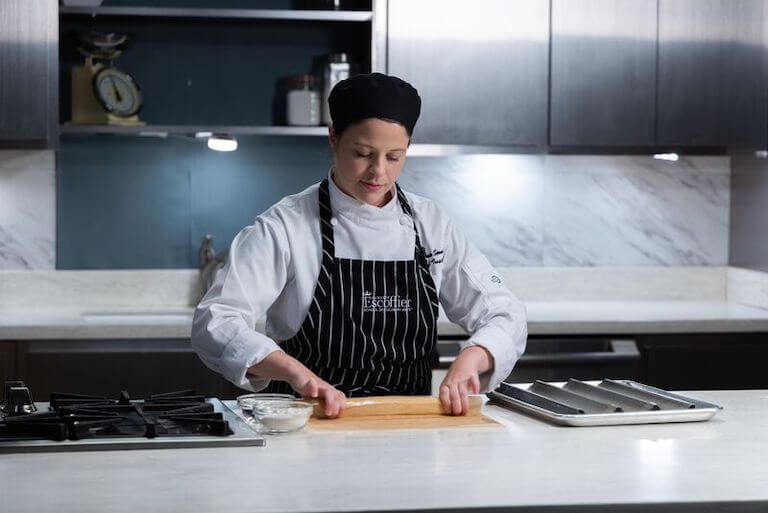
[487,379,723,426]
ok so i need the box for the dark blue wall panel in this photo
[57,135,330,268]
[190,136,330,263]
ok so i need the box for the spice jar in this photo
[286,74,320,126]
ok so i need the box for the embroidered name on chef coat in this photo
[424,249,444,266]
[362,291,413,313]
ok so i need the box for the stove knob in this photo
[3,380,25,402]
[6,386,37,416]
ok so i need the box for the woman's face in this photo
[329,118,410,207]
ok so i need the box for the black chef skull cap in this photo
[328,72,421,137]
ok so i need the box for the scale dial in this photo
[92,67,142,117]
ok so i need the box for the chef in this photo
[192,73,527,418]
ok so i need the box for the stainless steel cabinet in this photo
[550,0,657,146]
[0,0,58,148]
[657,0,766,148]
[387,0,549,146]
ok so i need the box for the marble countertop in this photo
[0,307,198,340]
[2,267,767,339]
[440,300,768,336]
[2,300,768,340]
[1,390,766,513]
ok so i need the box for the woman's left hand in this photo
[439,345,494,416]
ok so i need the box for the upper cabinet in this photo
[387,0,549,146]
[551,0,767,150]
[4,0,764,150]
[657,0,766,148]
[0,0,58,148]
[550,0,657,147]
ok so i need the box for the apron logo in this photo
[362,291,413,313]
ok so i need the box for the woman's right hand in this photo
[247,350,346,418]
[288,370,346,419]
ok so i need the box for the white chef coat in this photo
[191,172,528,393]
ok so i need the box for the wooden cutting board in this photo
[307,395,501,431]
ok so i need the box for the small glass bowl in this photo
[236,393,295,414]
[249,400,313,434]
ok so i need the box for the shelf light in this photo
[653,153,679,162]
[207,133,238,152]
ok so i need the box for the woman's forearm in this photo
[246,350,306,385]
[460,345,494,374]
[459,345,495,390]
[247,350,347,417]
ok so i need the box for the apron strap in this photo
[395,184,430,268]
[318,179,336,267]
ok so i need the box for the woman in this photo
[192,73,527,418]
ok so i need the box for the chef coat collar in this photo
[328,169,400,219]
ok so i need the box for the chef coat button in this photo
[330,218,338,226]
[399,216,411,227]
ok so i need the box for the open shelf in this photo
[60,124,329,137]
[59,124,536,154]
[59,6,373,131]
[59,6,373,22]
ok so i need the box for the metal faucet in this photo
[197,235,229,303]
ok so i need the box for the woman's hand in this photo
[288,369,347,419]
[247,350,346,418]
[439,345,494,416]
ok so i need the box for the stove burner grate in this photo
[0,387,234,442]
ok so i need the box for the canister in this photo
[286,74,321,126]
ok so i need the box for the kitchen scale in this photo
[69,32,144,126]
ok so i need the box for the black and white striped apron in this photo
[266,179,439,397]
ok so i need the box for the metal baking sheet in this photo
[0,398,265,453]
[487,379,723,427]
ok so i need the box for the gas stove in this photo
[0,381,264,453]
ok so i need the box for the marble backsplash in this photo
[400,155,730,266]
[1,151,729,269]
[0,151,55,270]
